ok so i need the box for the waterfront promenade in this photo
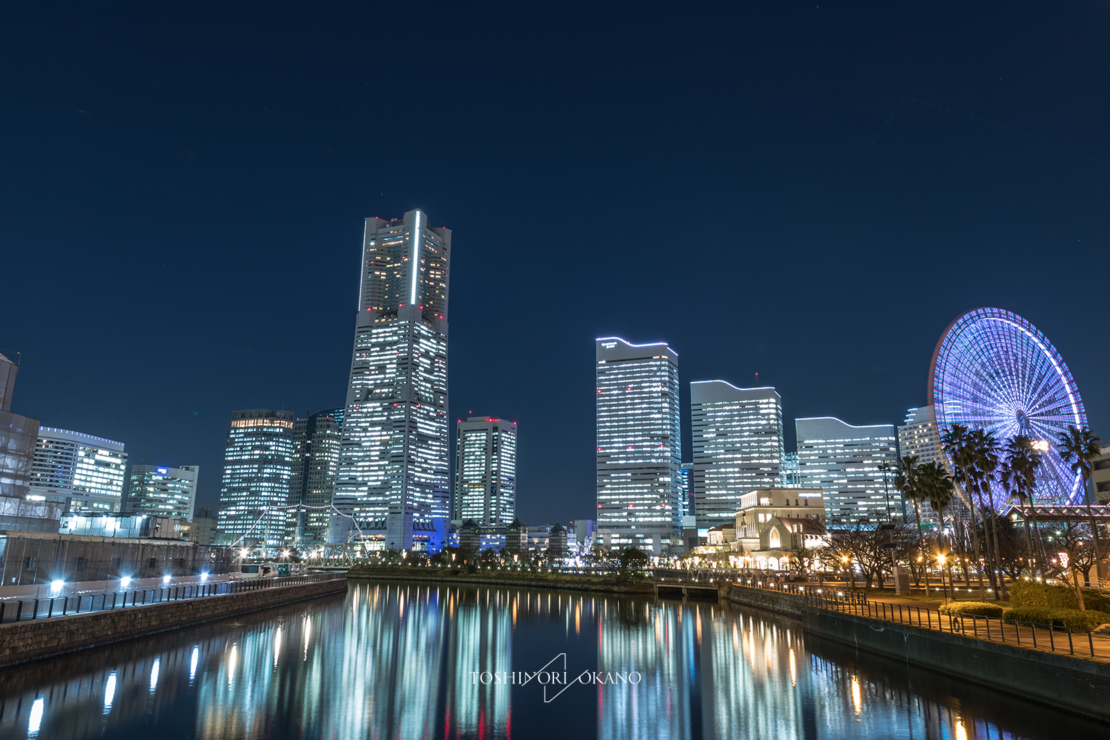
[0,573,348,667]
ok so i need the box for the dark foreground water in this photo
[0,580,1101,739]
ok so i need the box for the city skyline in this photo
[5,4,1110,528]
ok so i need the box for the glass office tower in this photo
[333,209,451,552]
[453,416,517,526]
[596,337,681,556]
[690,381,784,531]
[286,408,343,547]
[217,409,294,551]
[127,465,199,520]
[795,416,899,525]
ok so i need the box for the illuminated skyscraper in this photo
[286,409,343,547]
[596,337,681,556]
[897,405,945,525]
[795,417,898,525]
[333,209,451,551]
[217,409,294,550]
[679,462,693,518]
[690,381,784,531]
[453,416,517,526]
[29,427,128,513]
[126,465,199,520]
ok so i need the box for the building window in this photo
[25,557,37,571]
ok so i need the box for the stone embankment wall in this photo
[726,583,1110,722]
[804,609,1110,723]
[0,578,348,668]
[726,584,805,618]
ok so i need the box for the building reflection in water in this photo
[0,582,1091,740]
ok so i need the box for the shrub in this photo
[1008,580,1110,611]
[939,601,1003,618]
[1005,607,1110,631]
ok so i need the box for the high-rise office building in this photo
[795,417,899,525]
[217,409,294,551]
[596,337,681,556]
[0,352,64,533]
[286,408,343,547]
[29,427,128,513]
[453,416,517,527]
[781,451,801,487]
[333,209,451,552]
[897,406,945,524]
[0,351,40,501]
[127,465,199,520]
[679,462,693,518]
[690,381,784,532]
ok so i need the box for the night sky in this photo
[4,3,1109,526]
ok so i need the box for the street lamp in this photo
[937,553,949,602]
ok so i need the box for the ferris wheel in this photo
[928,307,1088,509]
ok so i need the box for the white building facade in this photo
[29,427,128,513]
[127,465,199,521]
[690,381,784,532]
[795,417,899,526]
[897,406,946,524]
[333,209,451,552]
[596,337,682,556]
[454,417,517,527]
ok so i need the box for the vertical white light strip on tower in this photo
[358,219,368,310]
[410,210,422,305]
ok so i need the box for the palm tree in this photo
[968,427,1006,598]
[920,461,955,542]
[894,455,928,595]
[1057,425,1104,584]
[941,423,987,599]
[999,435,1043,572]
[920,461,955,599]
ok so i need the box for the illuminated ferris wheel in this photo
[928,307,1088,509]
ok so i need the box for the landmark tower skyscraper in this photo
[333,209,451,551]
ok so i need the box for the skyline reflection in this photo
[0,582,1098,739]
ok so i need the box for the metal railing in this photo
[0,572,346,625]
[805,590,1110,660]
[653,569,869,603]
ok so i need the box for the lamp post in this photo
[937,553,950,602]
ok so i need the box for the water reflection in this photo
[0,582,1098,739]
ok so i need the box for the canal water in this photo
[0,580,1100,739]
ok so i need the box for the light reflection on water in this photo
[0,581,1096,739]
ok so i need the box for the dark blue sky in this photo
[4,2,1109,525]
